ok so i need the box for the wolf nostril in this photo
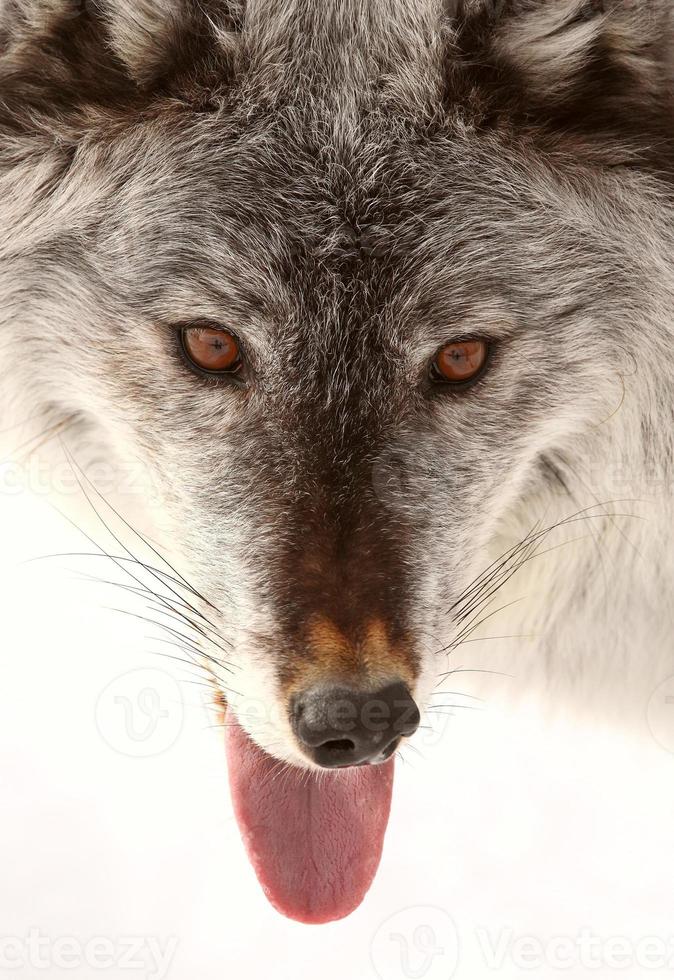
[323,738,356,754]
[291,680,420,769]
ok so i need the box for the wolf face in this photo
[2,1,674,919]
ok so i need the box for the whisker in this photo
[428,690,484,700]
[7,413,78,463]
[144,600,233,658]
[61,441,221,610]
[426,704,482,711]
[58,448,218,633]
[449,501,642,624]
[71,569,233,652]
[436,666,511,683]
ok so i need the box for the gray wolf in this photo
[1,0,673,923]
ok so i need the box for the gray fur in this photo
[1,0,673,764]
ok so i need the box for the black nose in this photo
[291,681,420,769]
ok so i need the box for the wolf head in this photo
[1,0,673,768]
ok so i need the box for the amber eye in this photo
[431,340,490,386]
[181,325,243,375]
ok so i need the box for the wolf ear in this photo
[100,0,190,84]
[99,0,242,87]
[451,0,673,148]
[0,0,242,121]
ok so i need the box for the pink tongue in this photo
[225,717,394,924]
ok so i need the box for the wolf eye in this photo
[181,325,243,375]
[431,340,489,386]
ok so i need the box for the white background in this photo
[2,474,674,980]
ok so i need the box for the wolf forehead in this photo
[4,1,673,262]
[5,0,671,322]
